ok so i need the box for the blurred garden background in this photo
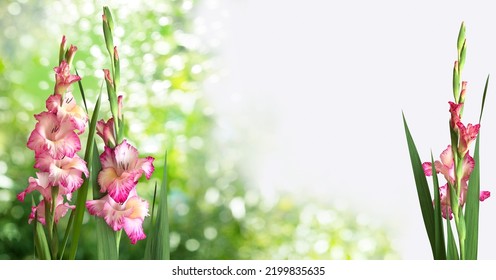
[0,0,399,259]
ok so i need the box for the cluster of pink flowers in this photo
[422,82,490,219]
[17,37,89,224]
[85,78,154,244]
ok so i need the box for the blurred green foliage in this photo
[0,0,398,259]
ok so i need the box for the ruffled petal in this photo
[114,140,139,171]
[18,173,52,202]
[422,162,432,176]
[99,146,116,170]
[86,197,108,217]
[98,168,139,203]
[137,156,155,180]
[123,217,146,244]
[480,191,491,202]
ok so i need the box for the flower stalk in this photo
[404,22,490,260]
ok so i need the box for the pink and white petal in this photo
[53,130,81,159]
[18,173,52,202]
[99,146,116,169]
[461,154,475,181]
[102,200,132,231]
[65,155,89,177]
[137,156,155,179]
[125,196,149,220]
[86,197,108,217]
[439,146,454,168]
[114,140,139,168]
[34,152,54,172]
[29,201,46,225]
[104,170,139,203]
[123,217,146,244]
[422,162,433,176]
[46,94,62,113]
[480,191,491,202]
[27,129,48,155]
[97,168,119,193]
[60,170,84,193]
[54,202,75,223]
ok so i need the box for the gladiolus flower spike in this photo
[18,36,88,259]
[403,22,491,260]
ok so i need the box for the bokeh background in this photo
[6,0,496,260]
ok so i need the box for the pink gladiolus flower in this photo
[54,60,81,95]
[17,172,52,202]
[448,102,462,131]
[34,152,89,194]
[86,189,149,244]
[422,145,474,185]
[46,92,88,134]
[27,112,81,159]
[438,185,491,220]
[96,118,116,147]
[29,195,75,225]
[98,140,154,203]
[457,122,480,157]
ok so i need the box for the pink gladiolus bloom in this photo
[27,112,81,159]
[422,145,474,185]
[17,172,52,202]
[86,189,149,244]
[96,118,116,147]
[46,92,88,134]
[29,195,75,225]
[34,152,88,193]
[98,140,154,203]
[437,185,490,220]
[457,122,480,157]
[54,60,81,95]
[448,102,462,130]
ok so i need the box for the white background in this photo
[199,0,496,259]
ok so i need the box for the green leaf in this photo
[91,143,119,259]
[33,197,51,260]
[75,69,88,112]
[479,75,489,123]
[402,112,436,257]
[431,153,446,260]
[446,218,459,260]
[464,135,480,259]
[144,151,170,260]
[68,90,102,259]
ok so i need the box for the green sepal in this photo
[458,40,466,78]
[102,7,115,61]
[453,63,460,102]
[457,22,466,56]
